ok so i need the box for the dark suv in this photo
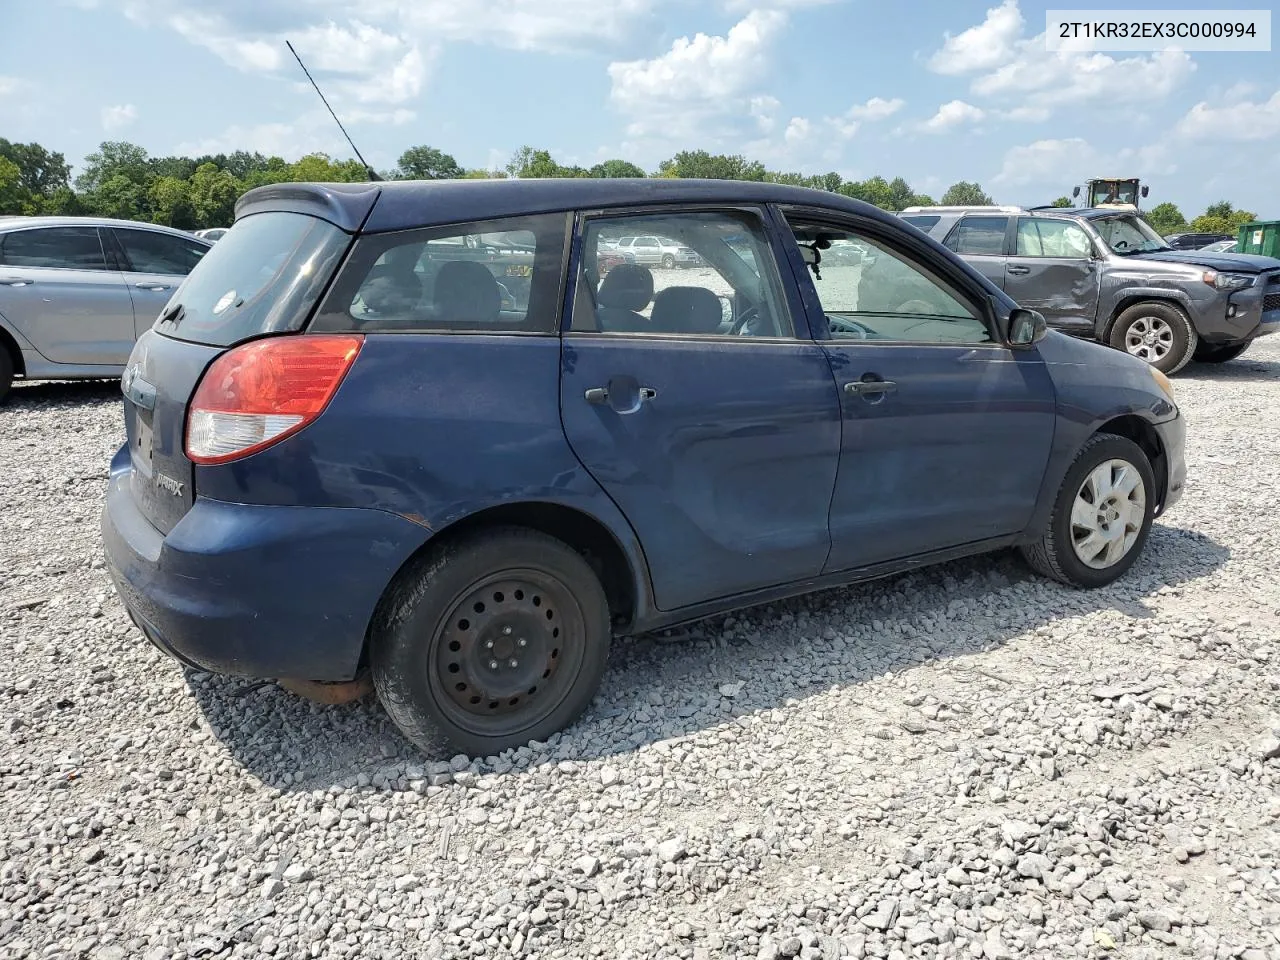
[103,179,1185,756]
[902,206,1280,373]
[1164,232,1233,250]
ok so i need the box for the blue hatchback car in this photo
[102,178,1186,756]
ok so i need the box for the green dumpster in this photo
[1237,221,1280,258]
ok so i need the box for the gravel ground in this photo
[2,337,1278,960]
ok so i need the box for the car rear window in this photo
[901,215,940,231]
[154,212,350,347]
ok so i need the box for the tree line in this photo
[0,137,1261,237]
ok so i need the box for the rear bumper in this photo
[1154,413,1186,516]
[102,459,427,681]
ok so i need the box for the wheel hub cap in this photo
[1124,316,1174,362]
[1070,459,1147,569]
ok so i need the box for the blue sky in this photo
[1,0,1277,215]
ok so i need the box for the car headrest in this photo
[650,286,723,335]
[433,260,501,325]
[360,264,423,316]
[597,263,654,312]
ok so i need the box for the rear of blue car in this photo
[102,200,430,681]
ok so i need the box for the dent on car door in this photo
[781,211,1057,571]
[0,226,135,365]
[1007,218,1100,334]
[109,228,209,335]
[559,206,842,611]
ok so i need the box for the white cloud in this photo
[381,0,660,53]
[929,0,1023,75]
[749,95,781,133]
[846,96,904,121]
[175,115,351,160]
[1177,90,1280,142]
[921,99,985,133]
[927,1,1195,120]
[783,117,811,143]
[992,137,1096,186]
[608,10,787,140]
[101,103,138,131]
[0,76,22,97]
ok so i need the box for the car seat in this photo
[649,286,722,335]
[596,264,654,332]
[433,260,502,325]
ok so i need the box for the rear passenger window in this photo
[312,214,569,334]
[0,227,107,270]
[1016,219,1093,258]
[944,217,1009,256]
[571,210,791,338]
[901,215,940,231]
[113,228,209,275]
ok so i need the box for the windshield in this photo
[1089,180,1139,206]
[1092,215,1171,255]
[156,212,350,347]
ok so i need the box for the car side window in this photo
[573,210,791,338]
[0,227,108,270]
[787,221,993,345]
[1016,219,1093,258]
[113,228,209,275]
[312,213,568,334]
[943,216,1009,256]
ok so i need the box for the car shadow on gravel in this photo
[5,379,122,406]
[1178,356,1280,382]
[186,522,1230,788]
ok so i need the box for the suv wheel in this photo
[1193,340,1250,364]
[1108,302,1197,374]
[661,253,675,269]
[1021,433,1156,589]
[371,527,611,757]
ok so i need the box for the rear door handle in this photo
[0,278,34,286]
[585,384,657,407]
[845,379,897,396]
[1007,266,1031,275]
[135,282,171,291]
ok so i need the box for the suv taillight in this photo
[186,335,363,465]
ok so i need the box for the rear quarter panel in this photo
[193,333,650,588]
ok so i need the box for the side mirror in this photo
[1141,185,1149,198]
[1072,186,1081,198]
[1009,308,1048,346]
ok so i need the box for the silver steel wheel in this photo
[1070,458,1146,569]
[1123,315,1175,363]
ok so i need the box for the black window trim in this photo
[776,203,1006,348]
[108,225,211,275]
[563,202,802,343]
[0,224,112,272]
[941,214,1016,258]
[309,210,574,338]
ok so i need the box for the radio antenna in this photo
[286,40,382,181]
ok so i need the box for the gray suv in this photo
[0,216,211,401]
[901,205,1280,373]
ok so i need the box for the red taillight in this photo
[186,335,363,465]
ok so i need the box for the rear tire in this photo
[0,349,12,404]
[371,527,611,757]
[661,254,675,269]
[1021,433,1156,589]
[1107,302,1197,374]
[1193,340,1250,364]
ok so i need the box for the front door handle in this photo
[585,387,609,405]
[1007,266,1031,275]
[584,383,657,410]
[0,278,35,286]
[845,379,897,396]
[135,282,171,291]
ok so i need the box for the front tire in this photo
[371,527,610,757]
[1021,434,1156,588]
[1107,302,1197,374]
[1193,340,1250,364]
[661,254,675,269]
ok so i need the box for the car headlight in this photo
[1149,366,1177,405]
[1202,270,1255,291]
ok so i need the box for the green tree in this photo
[0,139,72,197]
[289,153,368,183]
[76,141,149,194]
[0,156,23,214]
[1050,196,1073,208]
[396,145,463,180]
[461,168,506,179]
[32,186,84,216]
[1189,201,1257,236]
[187,162,239,227]
[657,151,766,181]
[88,173,144,220]
[589,159,646,178]
[940,181,994,206]
[148,175,193,227]
[1144,201,1186,235]
[839,176,895,209]
[238,157,292,191]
